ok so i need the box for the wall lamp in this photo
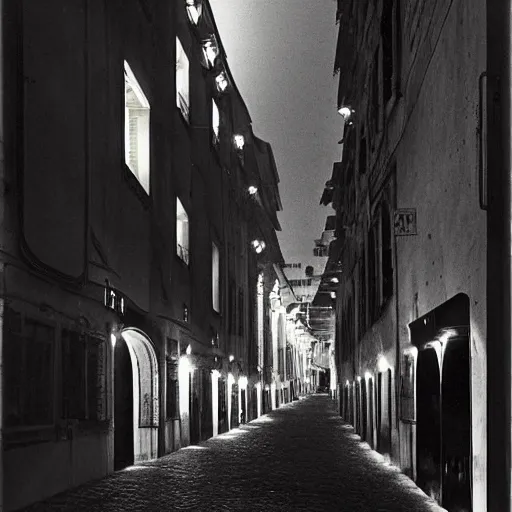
[234,134,245,150]
[251,239,266,254]
[248,185,258,195]
[215,72,228,92]
[337,106,354,119]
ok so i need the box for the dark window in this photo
[5,312,55,428]
[381,0,394,104]
[62,331,104,421]
[382,203,394,300]
[359,133,367,174]
[371,48,380,140]
[358,254,366,338]
[238,288,244,336]
[368,227,377,322]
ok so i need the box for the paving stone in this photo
[20,395,446,512]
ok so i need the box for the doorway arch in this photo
[114,328,159,470]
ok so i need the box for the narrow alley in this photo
[21,396,444,512]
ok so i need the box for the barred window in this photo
[62,330,105,421]
[5,313,55,428]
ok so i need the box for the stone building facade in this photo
[0,1,284,510]
[325,1,486,510]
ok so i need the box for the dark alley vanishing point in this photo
[21,396,444,512]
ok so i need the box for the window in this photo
[4,312,55,428]
[257,274,264,370]
[381,203,393,300]
[166,339,179,420]
[282,263,302,269]
[212,99,220,144]
[185,0,202,25]
[371,48,380,142]
[238,288,244,337]
[212,242,220,312]
[314,246,329,257]
[124,61,150,194]
[176,198,189,264]
[358,252,367,338]
[381,2,394,104]
[62,330,105,421]
[176,37,190,122]
[359,130,367,174]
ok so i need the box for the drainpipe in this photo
[0,0,4,506]
[486,0,511,510]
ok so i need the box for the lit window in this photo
[186,0,202,25]
[176,38,190,122]
[215,72,228,92]
[124,61,150,194]
[203,39,219,69]
[212,99,220,143]
[212,242,220,312]
[176,198,189,264]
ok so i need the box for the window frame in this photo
[212,241,220,313]
[124,60,151,195]
[176,197,190,265]
[176,37,190,123]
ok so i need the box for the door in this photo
[416,348,441,503]
[442,337,472,511]
[114,339,134,470]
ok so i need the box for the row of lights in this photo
[184,2,265,256]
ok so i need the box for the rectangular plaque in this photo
[394,209,417,236]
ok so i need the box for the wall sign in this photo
[394,208,417,236]
[104,280,125,315]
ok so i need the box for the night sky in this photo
[210,0,341,267]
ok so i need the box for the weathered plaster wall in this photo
[395,0,486,508]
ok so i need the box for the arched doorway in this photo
[416,347,441,503]
[114,328,159,470]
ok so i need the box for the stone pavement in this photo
[21,395,446,512]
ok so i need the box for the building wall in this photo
[1,0,284,510]
[333,0,486,509]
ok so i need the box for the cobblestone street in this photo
[22,395,445,512]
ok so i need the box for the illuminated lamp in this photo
[248,185,258,195]
[215,72,228,92]
[233,134,245,150]
[229,354,235,362]
[251,239,266,254]
[330,291,336,299]
[337,106,353,119]
[186,344,192,355]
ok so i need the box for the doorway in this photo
[442,337,471,511]
[416,348,441,503]
[114,328,159,470]
[114,338,134,470]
